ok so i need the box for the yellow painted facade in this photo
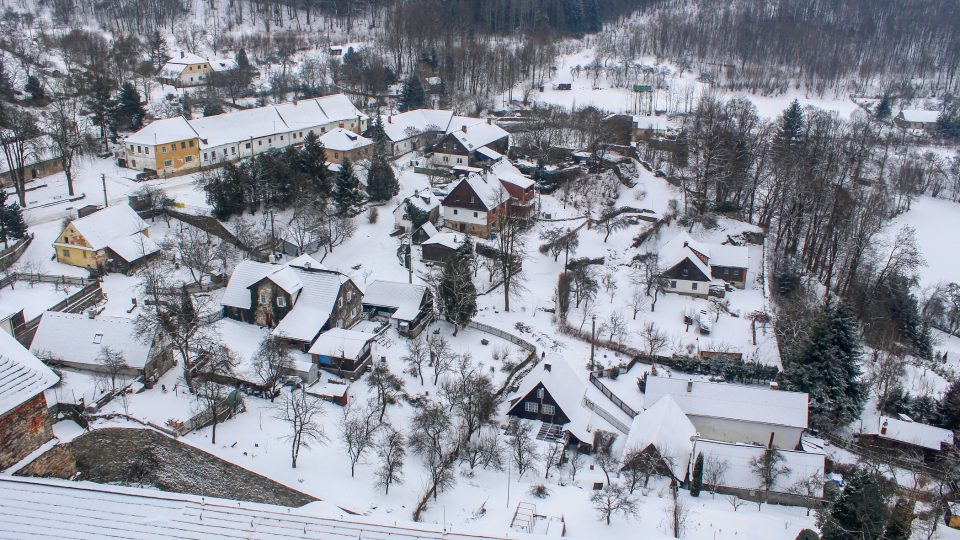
[52,222,151,270]
[126,137,201,174]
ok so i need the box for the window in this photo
[203,153,208,160]
[350,306,357,318]
[670,280,677,288]
[691,282,698,290]
[92,333,103,344]
[321,127,326,133]
[231,147,236,155]
[181,142,186,150]
[245,142,251,149]
[145,147,150,155]
[347,291,353,302]
[258,141,263,146]
[442,156,449,163]
[62,237,68,242]
[542,404,556,416]
[335,152,340,159]
[189,140,194,147]
[277,296,287,308]
[338,297,343,307]
[280,135,284,141]
[453,209,458,215]
[524,402,539,413]
[137,145,142,153]
[456,158,463,164]
[162,146,167,153]
[268,138,272,144]
[185,156,192,162]
[536,388,544,398]
[164,160,172,167]
[681,267,689,276]
[62,249,70,257]
[128,144,133,150]
[259,292,267,304]
[473,212,478,218]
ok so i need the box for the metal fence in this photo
[582,395,631,434]
[465,320,537,353]
[588,371,639,418]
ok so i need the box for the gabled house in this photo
[441,174,507,237]
[431,118,509,169]
[307,328,377,379]
[643,375,809,449]
[0,329,59,469]
[621,395,698,481]
[220,255,362,350]
[318,128,373,164]
[123,116,200,174]
[411,222,439,245]
[660,232,750,297]
[393,189,441,233]
[0,135,63,186]
[894,109,939,131]
[53,204,160,273]
[362,280,434,337]
[379,109,454,157]
[420,232,467,264]
[860,415,955,455]
[492,163,536,218]
[159,52,213,87]
[30,312,175,384]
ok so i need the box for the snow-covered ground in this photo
[887,195,960,289]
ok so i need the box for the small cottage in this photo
[308,328,377,379]
[318,128,373,164]
[660,232,750,297]
[621,395,698,481]
[421,232,467,264]
[362,280,434,337]
[159,51,213,87]
[393,189,441,233]
[430,118,509,169]
[53,205,160,273]
[859,415,954,455]
[894,109,939,131]
[441,175,507,237]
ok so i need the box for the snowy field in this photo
[887,195,960,289]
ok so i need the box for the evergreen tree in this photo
[366,157,398,202]
[369,114,389,159]
[936,106,960,139]
[818,467,891,540]
[398,74,425,112]
[236,48,251,73]
[795,530,818,540]
[333,157,363,213]
[0,57,15,102]
[204,163,247,219]
[113,82,146,131]
[784,302,866,429]
[438,240,478,335]
[405,200,431,230]
[0,188,27,249]
[773,100,805,163]
[883,275,931,357]
[882,498,914,540]
[940,379,960,431]
[298,132,331,195]
[25,75,44,101]
[875,95,892,119]
[690,453,703,497]
[85,78,115,147]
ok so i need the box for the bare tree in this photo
[542,441,564,480]
[508,421,540,479]
[567,449,585,483]
[375,424,406,494]
[622,447,662,492]
[703,455,729,497]
[163,225,219,287]
[593,445,621,486]
[460,425,504,472]
[668,486,690,538]
[253,335,293,395]
[427,334,453,385]
[727,495,745,511]
[641,322,670,356]
[97,346,128,391]
[193,379,232,445]
[42,90,90,197]
[0,105,41,206]
[592,483,639,525]
[634,252,667,311]
[749,447,791,509]
[491,197,527,312]
[340,400,381,477]
[440,354,497,438]
[367,360,405,422]
[274,389,328,468]
[629,285,647,320]
[606,312,628,343]
[409,399,457,500]
[402,333,428,384]
[787,471,824,516]
[192,340,239,445]
[135,287,213,391]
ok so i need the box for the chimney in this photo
[880,419,888,435]
[461,125,467,133]
[304,261,311,269]
[543,363,552,372]
[180,51,185,59]
[487,117,492,125]
[388,115,392,124]
[686,379,693,392]
[339,122,345,128]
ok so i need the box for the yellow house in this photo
[54,205,160,273]
[159,52,213,87]
[124,117,200,175]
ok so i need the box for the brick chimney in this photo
[461,125,467,133]
[388,115,392,124]
[686,379,693,392]
[180,51,185,59]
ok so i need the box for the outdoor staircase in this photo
[536,422,564,443]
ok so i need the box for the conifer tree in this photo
[0,188,26,249]
[438,240,478,335]
[0,57,15,102]
[367,158,398,202]
[25,75,44,101]
[113,82,146,131]
[398,74,426,112]
[875,95,892,119]
[298,132,331,195]
[690,453,703,497]
[940,379,960,431]
[818,468,891,540]
[784,302,865,429]
[369,114,389,159]
[773,99,805,164]
[86,78,115,147]
[333,157,363,213]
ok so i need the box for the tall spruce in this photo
[0,188,27,249]
[690,453,703,497]
[940,379,960,431]
[25,75,45,101]
[773,99,805,164]
[113,82,146,131]
[86,78,115,148]
[818,467,891,540]
[875,95,892,119]
[367,158,398,201]
[398,74,425,112]
[438,240,478,335]
[298,132,331,195]
[784,302,865,430]
[333,157,363,213]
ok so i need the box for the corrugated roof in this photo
[644,375,809,429]
[30,312,152,370]
[0,328,59,416]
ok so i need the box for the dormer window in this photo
[92,333,103,344]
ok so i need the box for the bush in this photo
[795,529,818,540]
[529,484,550,498]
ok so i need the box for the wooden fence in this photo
[582,395,632,434]
[466,320,537,353]
[0,234,33,271]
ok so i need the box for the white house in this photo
[894,109,940,131]
[393,189,441,233]
[862,415,955,452]
[690,439,825,501]
[643,375,809,449]
[621,395,698,480]
[440,174,507,237]
[379,109,454,157]
[159,52,212,87]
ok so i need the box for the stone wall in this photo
[0,394,54,470]
[16,445,77,479]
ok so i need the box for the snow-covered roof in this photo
[0,327,59,416]
[475,146,503,161]
[30,312,152,370]
[446,117,509,151]
[288,254,325,271]
[447,174,505,211]
[191,105,288,149]
[362,280,427,321]
[508,356,605,442]
[493,162,535,190]
[632,115,668,129]
[644,375,809,429]
[308,328,376,358]
[871,416,954,451]
[660,232,712,279]
[124,116,198,146]
[274,94,367,132]
[691,439,825,496]
[416,222,439,239]
[221,260,278,310]
[422,231,467,250]
[0,475,504,540]
[709,243,749,269]
[107,231,160,263]
[0,303,21,322]
[271,268,350,343]
[380,109,454,142]
[166,51,209,66]
[209,58,238,72]
[898,109,939,124]
[394,190,440,216]
[318,128,372,152]
[623,395,697,478]
[64,205,150,251]
[266,266,304,296]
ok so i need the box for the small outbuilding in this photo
[362,280,434,338]
[420,232,467,264]
[308,328,377,379]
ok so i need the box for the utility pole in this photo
[589,314,596,371]
[101,174,108,207]
[269,210,276,260]
[407,238,413,284]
